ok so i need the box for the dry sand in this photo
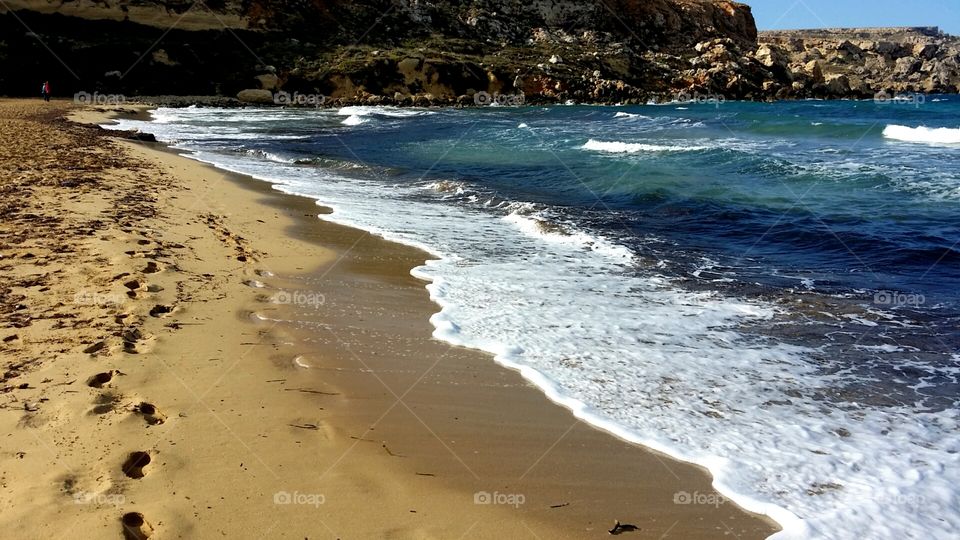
[0,99,780,539]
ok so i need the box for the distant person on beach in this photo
[41,81,51,102]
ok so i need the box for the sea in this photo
[108,96,960,539]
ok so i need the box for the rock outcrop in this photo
[758,27,960,98]
[0,1,956,104]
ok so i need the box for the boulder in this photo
[754,44,792,81]
[255,73,279,91]
[836,40,863,56]
[894,56,922,78]
[849,77,873,96]
[824,74,850,95]
[913,43,939,60]
[804,60,824,83]
[871,41,901,56]
[755,44,787,68]
[236,89,275,104]
[398,57,422,72]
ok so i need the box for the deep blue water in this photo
[278,99,960,305]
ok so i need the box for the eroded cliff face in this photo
[0,0,773,103]
[0,1,956,104]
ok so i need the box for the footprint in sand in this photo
[91,392,123,415]
[88,370,120,388]
[61,473,114,502]
[148,304,174,318]
[142,261,161,274]
[121,512,154,540]
[134,402,166,425]
[121,327,154,354]
[122,451,151,479]
[83,341,108,355]
[123,279,141,298]
[123,280,164,299]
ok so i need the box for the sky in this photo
[747,0,960,36]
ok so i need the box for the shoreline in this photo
[117,104,792,536]
[71,91,956,111]
[1,99,780,538]
[89,102,789,537]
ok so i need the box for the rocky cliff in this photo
[758,27,960,98]
[0,1,956,104]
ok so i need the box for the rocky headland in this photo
[758,27,960,98]
[0,1,957,105]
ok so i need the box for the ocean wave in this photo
[341,114,366,126]
[244,148,291,163]
[502,212,635,260]
[883,125,960,145]
[337,105,435,118]
[614,112,653,120]
[581,139,712,153]
[426,180,471,195]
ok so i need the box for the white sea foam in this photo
[613,111,653,120]
[341,114,365,126]
[245,149,291,163]
[337,105,434,118]
[883,124,960,145]
[581,139,711,153]
[502,212,635,260]
[105,108,960,540]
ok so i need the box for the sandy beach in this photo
[0,99,779,539]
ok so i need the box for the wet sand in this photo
[0,99,779,538]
